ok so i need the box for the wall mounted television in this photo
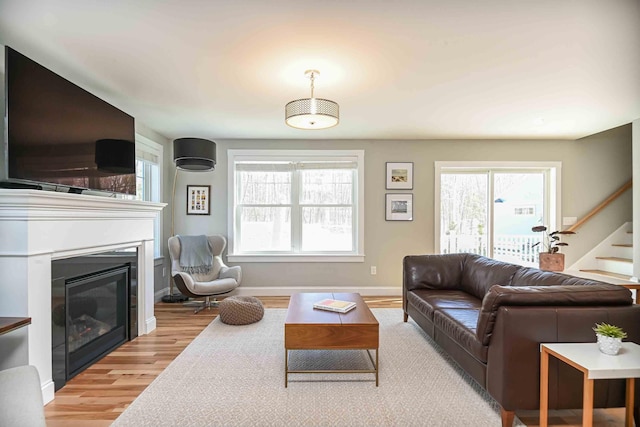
[3,46,136,195]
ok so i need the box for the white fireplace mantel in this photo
[0,189,165,404]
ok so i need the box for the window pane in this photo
[301,207,352,251]
[239,207,291,251]
[238,171,290,204]
[493,173,544,267]
[440,173,488,256]
[135,159,144,201]
[300,170,352,204]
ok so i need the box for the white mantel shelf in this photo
[0,189,165,403]
[0,189,163,220]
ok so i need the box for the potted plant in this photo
[593,322,627,355]
[531,225,575,271]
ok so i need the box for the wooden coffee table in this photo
[284,292,379,387]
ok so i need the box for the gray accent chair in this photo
[168,235,241,313]
[0,365,46,427]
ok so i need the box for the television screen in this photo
[4,46,136,195]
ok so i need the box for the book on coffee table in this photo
[313,298,356,313]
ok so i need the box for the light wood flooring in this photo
[44,296,626,426]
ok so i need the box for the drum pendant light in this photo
[285,70,339,130]
[173,138,216,171]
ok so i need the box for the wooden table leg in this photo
[375,349,379,387]
[284,349,288,388]
[625,378,635,427]
[540,348,549,427]
[583,375,594,427]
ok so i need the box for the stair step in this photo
[580,269,633,281]
[595,256,632,263]
[612,243,632,248]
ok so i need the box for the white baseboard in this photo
[42,379,55,404]
[155,285,401,299]
[232,286,402,297]
[145,316,157,334]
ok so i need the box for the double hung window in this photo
[228,150,364,262]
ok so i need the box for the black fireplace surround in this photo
[52,252,137,391]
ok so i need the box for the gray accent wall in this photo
[171,129,632,291]
[568,125,633,267]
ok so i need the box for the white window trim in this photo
[136,134,163,164]
[135,134,164,259]
[434,161,562,255]
[227,149,365,263]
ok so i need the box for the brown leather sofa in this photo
[403,253,640,427]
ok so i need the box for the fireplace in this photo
[0,189,164,403]
[52,253,137,391]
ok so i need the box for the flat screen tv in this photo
[3,46,136,195]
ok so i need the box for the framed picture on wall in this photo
[186,185,211,215]
[386,162,413,189]
[386,193,413,221]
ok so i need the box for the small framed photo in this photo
[386,162,413,189]
[186,185,211,215]
[386,193,413,221]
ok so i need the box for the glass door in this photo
[439,167,550,267]
[440,173,489,257]
[492,172,545,266]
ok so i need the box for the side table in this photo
[0,317,31,336]
[540,342,640,427]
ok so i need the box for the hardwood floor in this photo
[44,296,626,426]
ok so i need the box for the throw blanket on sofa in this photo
[177,235,212,274]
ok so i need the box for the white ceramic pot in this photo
[596,334,622,355]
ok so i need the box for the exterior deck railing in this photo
[441,233,541,266]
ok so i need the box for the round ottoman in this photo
[219,296,264,325]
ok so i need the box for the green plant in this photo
[531,225,575,253]
[592,322,627,339]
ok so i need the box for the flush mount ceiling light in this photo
[285,69,339,130]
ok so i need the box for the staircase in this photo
[566,222,638,302]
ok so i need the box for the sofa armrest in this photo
[476,284,632,346]
[486,305,640,412]
[403,254,469,314]
[403,254,468,292]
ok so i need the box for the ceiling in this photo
[1,0,639,141]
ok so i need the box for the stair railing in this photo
[566,179,632,232]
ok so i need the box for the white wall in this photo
[170,128,632,292]
[633,119,640,281]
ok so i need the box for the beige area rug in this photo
[113,309,512,426]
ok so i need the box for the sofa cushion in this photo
[460,254,521,300]
[433,308,487,362]
[408,289,482,321]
